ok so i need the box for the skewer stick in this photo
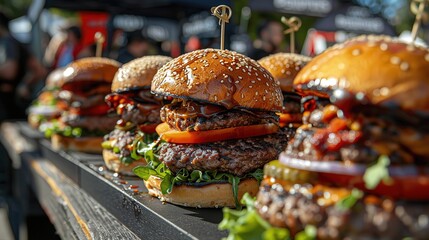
[211,5,232,50]
[281,16,302,54]
[411,0,429,42]
[94,32,105,57]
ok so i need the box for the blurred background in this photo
[0,0,426,239]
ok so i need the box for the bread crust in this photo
[258,53,311,92]
[102,149,146,176]
[51,134,104,153]
[111,55,172,92]
[293,35,429,112]
[151,48,283,111]
[144,176,259,208]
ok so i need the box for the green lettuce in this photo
[363,155,393,190]
[132,139,263,208]
[219,193,290,240]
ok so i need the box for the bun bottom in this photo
[51,134,103,154]
[144,176,259,208]
[102,149,146,176]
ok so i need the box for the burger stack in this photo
[102,55,172,175]
[221,35,429,239]
[51,57,120,153]
[133,48,288,207]
[28,67,67,131]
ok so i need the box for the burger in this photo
[258,53,311,128]
[133,48,288,208]
[51,57,120,153]
[221,35,429,239]
[102,56,172,175]
[28,67,66,130]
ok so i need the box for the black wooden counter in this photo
[1,122,227,240]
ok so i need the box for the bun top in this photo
[62,57,120,85]
[293,35,429,112]
[45,67,65,88]
[152,48,283,111]
[258,53,311,92]
[112,55,172,93]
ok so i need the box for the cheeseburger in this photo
[28,67,66,129]
[51,57,120,153]
[102,56,172,175]
[258,53,311,127]
[133,49,287,208]
[223,36,429,239]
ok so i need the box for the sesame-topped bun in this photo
[62,57,121,86]
[152,48,283,111]
[111,55,172,93]
[45,67,66,89]
[258,53,311,92]
[294,35,429,112]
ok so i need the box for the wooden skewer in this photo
[211,5,232,50]
[281,16,302,54]
[411,0,429,42]
[94,32,105,57]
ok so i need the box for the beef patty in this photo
[160,100,279,131]
[159,130,291,176]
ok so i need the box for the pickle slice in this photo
[264,160,317,183]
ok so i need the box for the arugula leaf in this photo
[335,188,363,211]
[132,139,263,208]
[295,225,317,240]
[219,193,290,240]
[363,155,393,190]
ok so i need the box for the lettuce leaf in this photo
[219,193,290,240]
[132,139,263,208]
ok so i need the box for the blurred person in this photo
[116,30,149,64]
[47,25,83,69]
[0,10,46,122]
[249,20,284,60]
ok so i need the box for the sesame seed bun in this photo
[111,55,172,93]
[294,35,429,112]
[61,57,121,86]
[45,67,66,89]
[151,48,283,111]
[51,134,103,154]
[102,149,146,176]
[144,176,259,208]
[258,53,311,92]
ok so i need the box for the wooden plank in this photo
[26,156,140,240]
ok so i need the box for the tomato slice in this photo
[156,122,279,144]
[138,123,158,134]
[278,113,302,127]
[69,104,110,116]
[279,152,429,201]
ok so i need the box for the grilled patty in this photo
[160,100,279,131]
[159,130,291,176]
[256,182,429,239]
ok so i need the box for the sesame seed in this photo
[425,54,429,62]
[390,56,400,65]
[249,85,253,88]
[220,80,224,83]
[400,62,409,71]
[352,49,361,56]
[241,93,244,99]
[251,80,255,83]
[380,43,388,51]
[238,76,243,80]
[214,95,218,101]
[263,96,266,101]
[257,77,261,81]
[255,91,258,96]
[235,81,239,84]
